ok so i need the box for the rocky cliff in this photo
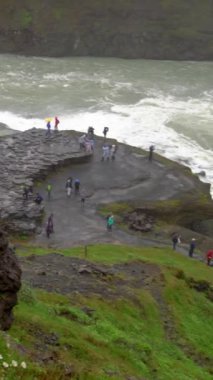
[0,129,91,234]
[0,0,212,60]
[0,230,21,330]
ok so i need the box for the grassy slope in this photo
[0,244,213,380]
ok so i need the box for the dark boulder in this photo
[125,210,154,232]
[197,170,206,177]
[0,229,22,330]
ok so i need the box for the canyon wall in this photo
[0,0,212,60]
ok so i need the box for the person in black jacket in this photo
[103,127,109,138]
[189,238,196,257]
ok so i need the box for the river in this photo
[0,54,213,194]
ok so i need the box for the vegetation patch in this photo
[99,195,213,238]
[1,244,209,378]
[19,10,32,29]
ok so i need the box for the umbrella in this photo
[45,118,53,122]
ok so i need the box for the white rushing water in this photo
[0,54,213,194]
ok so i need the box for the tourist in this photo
[103,127,109,138]
[46,214,54,238]
[90,138,95,152]
[85,139,93,153]
[148,145,155,162]
[79,134,86,150]
[23,186,29,200]
[101,144,110,161]
[46,120,51,137]
[171,233,181,250]
[47,183,52,200]
[206,250,213,266]
[67,176,73,187]
[81,196,85,208]
[74,178,80,195]
[87,126,94,138]
[107,214,114,231]
[189,238,196,257]
[54,116,60,131]
[34,192,43,205]
[66,177,72,197]
[110,144,117,160]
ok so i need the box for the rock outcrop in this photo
[0,229,21,330]
[0,0,212,60]
[0,129,91,233]
[125,210,154,232]
[0,122,17,137]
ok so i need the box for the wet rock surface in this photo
[0,128,210,245]
[0,129,91,233]
[0,230,22,330]
[31,137,208,249]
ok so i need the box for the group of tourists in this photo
[43,125,118,238]
[36,122,213,265]
[78,133,94,153]
[172,234,196,257]
[44,176,85,237]
[171,233,212,265]
[101,144,117,161]
[65,177,81,197]
[22,185,44,205]
[46,117,60,137]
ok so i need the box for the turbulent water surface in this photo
[0,54,213,194]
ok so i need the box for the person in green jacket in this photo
[107,214,114,231]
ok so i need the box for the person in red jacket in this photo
[206,250,213,266]
[54,116,60,131]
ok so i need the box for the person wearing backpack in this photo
[171,233,181,250]
[74,178,80,195]
[107,214,114,231]
[34,192,43,205]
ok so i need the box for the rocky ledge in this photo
[0,129,91,233]
[0,230,21,330]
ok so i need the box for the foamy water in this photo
[0,55,213,195]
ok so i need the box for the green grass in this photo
[17,243,213,283]
[1,244,212,379]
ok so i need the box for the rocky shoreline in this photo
[0,129,91,233]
